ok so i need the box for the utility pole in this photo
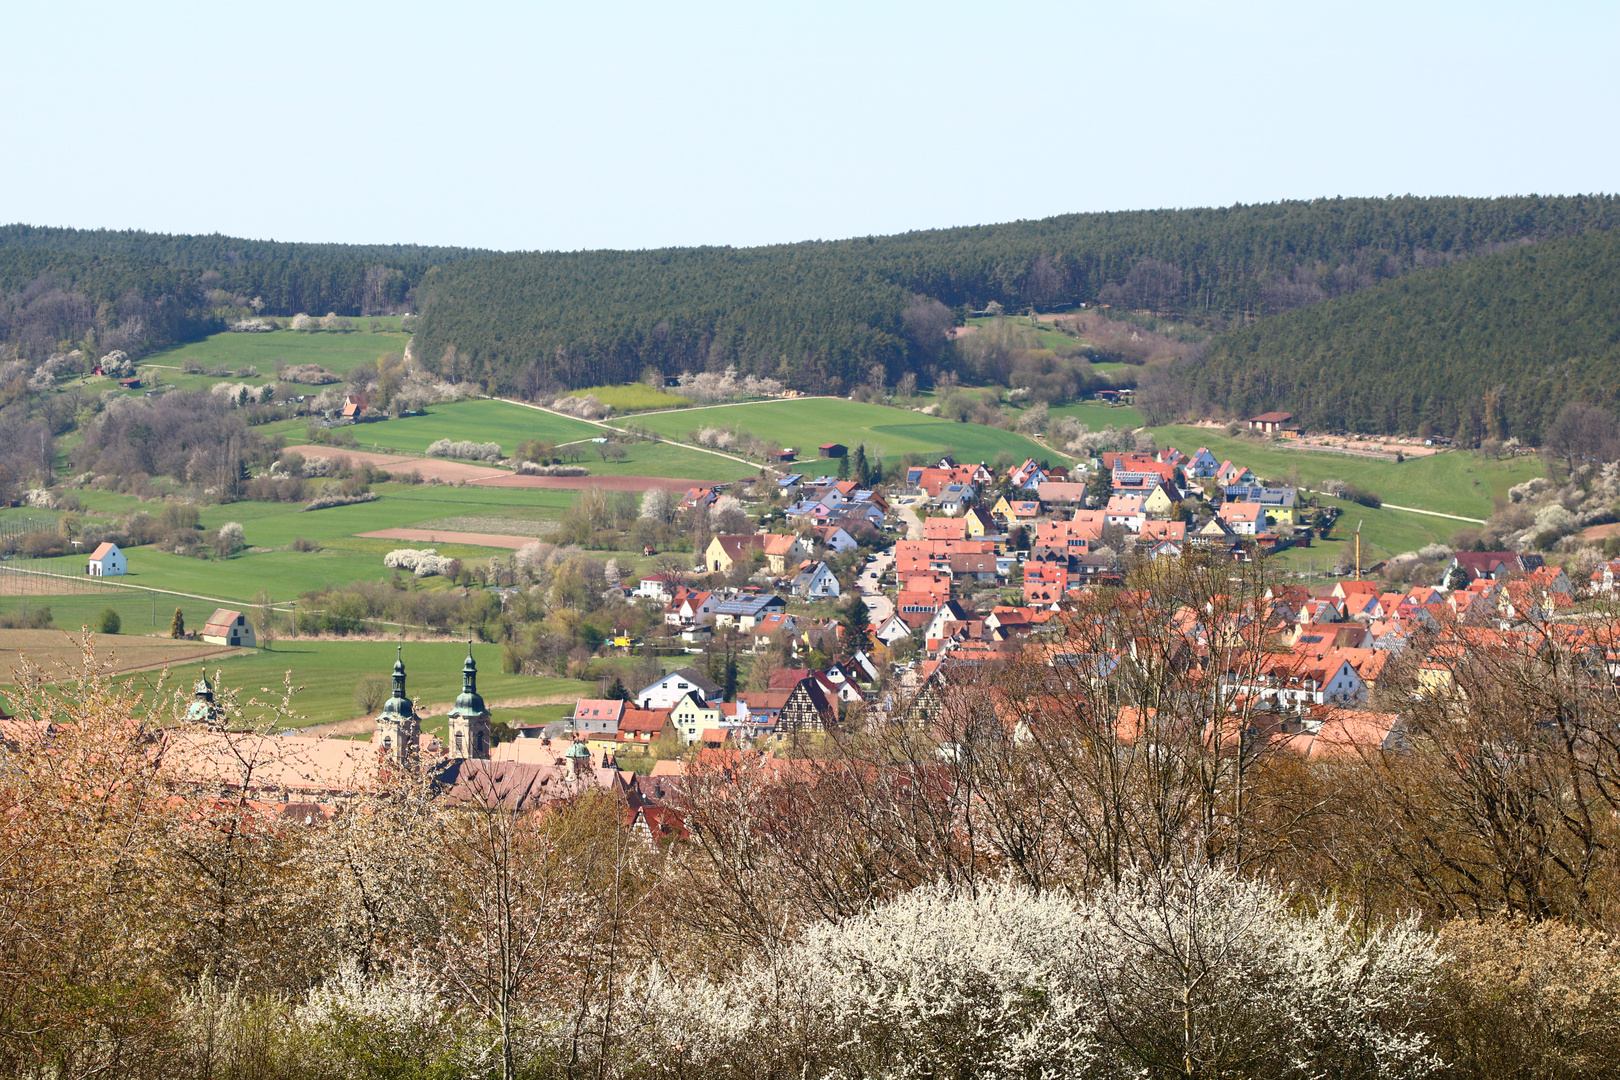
[1354,519,1363,577]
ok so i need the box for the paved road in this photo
[858,546,896,624]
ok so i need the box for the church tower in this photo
[446,641,492,760]
[374,646,421,769]
[186,674,224,729]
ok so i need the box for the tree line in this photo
[410,194,1620,396]
[1152,225,1620,442]
[0,224,484,361]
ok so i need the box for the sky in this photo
[3,0,1616,252]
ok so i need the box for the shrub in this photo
[624,866,1439,1080]
[94,607,121,635]
[425,439,501,462]
[290,536,320,552]
[303,492,379,512]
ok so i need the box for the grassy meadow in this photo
[621,398,1058,466]
[89,639,594,729]
[261,399,754,480]
[1146,425,1541,520]
[139,326,412,377]
[566,384,691,411]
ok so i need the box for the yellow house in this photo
[990,495,1013,524]
[1143,483,1179,518]
[963,507,996,539]
[671,691,724,744]
[704,534,764,574]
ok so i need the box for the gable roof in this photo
[89,542,118,560]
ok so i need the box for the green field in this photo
[138,327,412,377]
[7,482,581,605]
[109,639,593,729]
[1050,400,1146,431]
[1147,425,1541,520]
[262,400,754,480]
[1268,498,1453,575]
[620,398,1060,466]
[566,384,691,411]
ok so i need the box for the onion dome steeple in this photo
[381,645,414,719]
[451,641,486,717]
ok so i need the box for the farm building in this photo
[202,608,256,648]
[86,542,127,577]
[1247,411,1299,434]
[818,443,847,458]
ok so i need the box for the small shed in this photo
[117,377,141,390]
[819,443,847,459]
[202,608,256,648]
[86,542,127,577]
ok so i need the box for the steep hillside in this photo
[0,225,483,360]
[410,195,1620,394]
[1172,228,1620,442]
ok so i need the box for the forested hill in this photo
[410,195,1620,394]
[0,225,483,360]
[1163,227,1620,443]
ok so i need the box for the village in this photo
[97,414,1612,845]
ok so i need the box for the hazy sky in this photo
[4,0,1615,252]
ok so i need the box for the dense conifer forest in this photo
[1161,227,1620,442]
[0,225,482,360]
[408,194,1620,398]
[6,196,1620,441]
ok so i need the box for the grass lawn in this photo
[1269,498,1453,575]
[566,384,691,411]
[138,328,412,376]
[621,399,1060,466]
[1149,425,1542,520]
[105,639,593,729]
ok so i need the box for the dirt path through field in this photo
[299,449,507,483]
[357,528,539,550]
[302,446,707,492]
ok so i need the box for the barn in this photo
[202,608,256,648]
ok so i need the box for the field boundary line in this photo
[1377,502,1486,525]
[496,398,762,471]
[0,567,291,608]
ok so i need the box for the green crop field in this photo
[566,384,691,411]
[619,398,1060,465]
[95,639,594,729]
[1148,425,1542,520]
[138,327,412,377]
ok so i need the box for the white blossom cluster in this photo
[98,350,135,377]
[383,548,458,577]
[622,866,1440,1080]
[551,394,613,419]
[670,368,785,403]
[425,439,502,462]
[515,462,588,476]
[210,382,275,408]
